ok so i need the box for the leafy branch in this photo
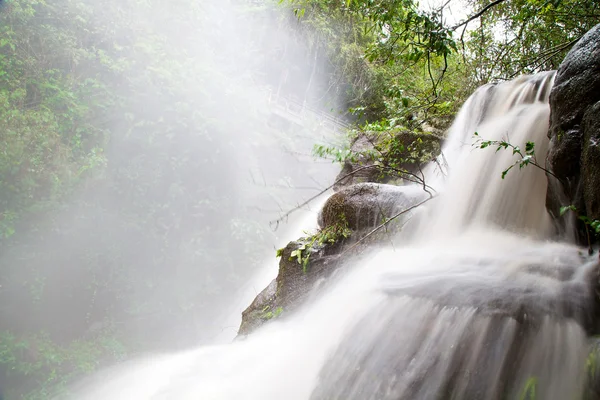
[472,133,560,181]
[474,134,599,254]
[270,132,438,230]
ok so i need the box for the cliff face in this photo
[547,23,600,239]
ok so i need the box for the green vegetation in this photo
[0,331,127,399]
[0,0,332,397]
[283,0,598,187]
[473,135,547,180]
[260,305,284,320]
[279,219,351,273]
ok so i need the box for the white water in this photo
[212,194,331,343]
[66,72,598,399]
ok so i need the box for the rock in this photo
[238,183,429,336]
[334,130,442,190]
[334,133,381,189]
[238,279,277,336]
[237,241,346,336]
[582,101,600,221]
[319,182,428,232]
[275,241,341,309]
[238,118,441,338]
[547,23,600,228]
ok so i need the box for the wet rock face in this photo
[238,279,277,336]
[237,240,348,336]
[319,183,427,232]
[547,23,600,224]
[582,101,600,221]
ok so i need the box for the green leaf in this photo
[559,205,576,217]
[525,141,535,154]
[290,249,302,264]
[502,164,516,179]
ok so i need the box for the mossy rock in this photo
[334,130,442,190]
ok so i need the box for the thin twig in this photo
[269,164,377,230]
[450,0,509,31]
[339,195,435,256]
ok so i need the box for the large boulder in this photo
[334,130,442,190]
[547,23,600,227]
[238,183,429,336]
[319,182,428,232]
[237,239,351,336]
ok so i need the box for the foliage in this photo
[473,134,545,179]
[315,127,440,191]
[279,0,468,125]
[467,0,600,82]
[0,0,325,396]
[284,0,600,99]
[280,218,351,273]
[0,330,127,399]
[0,0,111,239]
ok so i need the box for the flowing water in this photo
[66,72,600,399]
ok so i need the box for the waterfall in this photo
[421,71,557,238]
[64,72,599,400]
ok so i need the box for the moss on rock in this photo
[334,130,442,190]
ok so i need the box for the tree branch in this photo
[450,0,509,31]
[269,164,378,230]
[340,194,435,256]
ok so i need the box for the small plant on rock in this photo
[277,218,352,274]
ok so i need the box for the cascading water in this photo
[65,72,599,400]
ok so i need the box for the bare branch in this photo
[340,195,435,256]
[269,164,378,230]
[450,0,509,31]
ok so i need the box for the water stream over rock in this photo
[65,72,600,400]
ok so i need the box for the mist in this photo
[0,0,347,396]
